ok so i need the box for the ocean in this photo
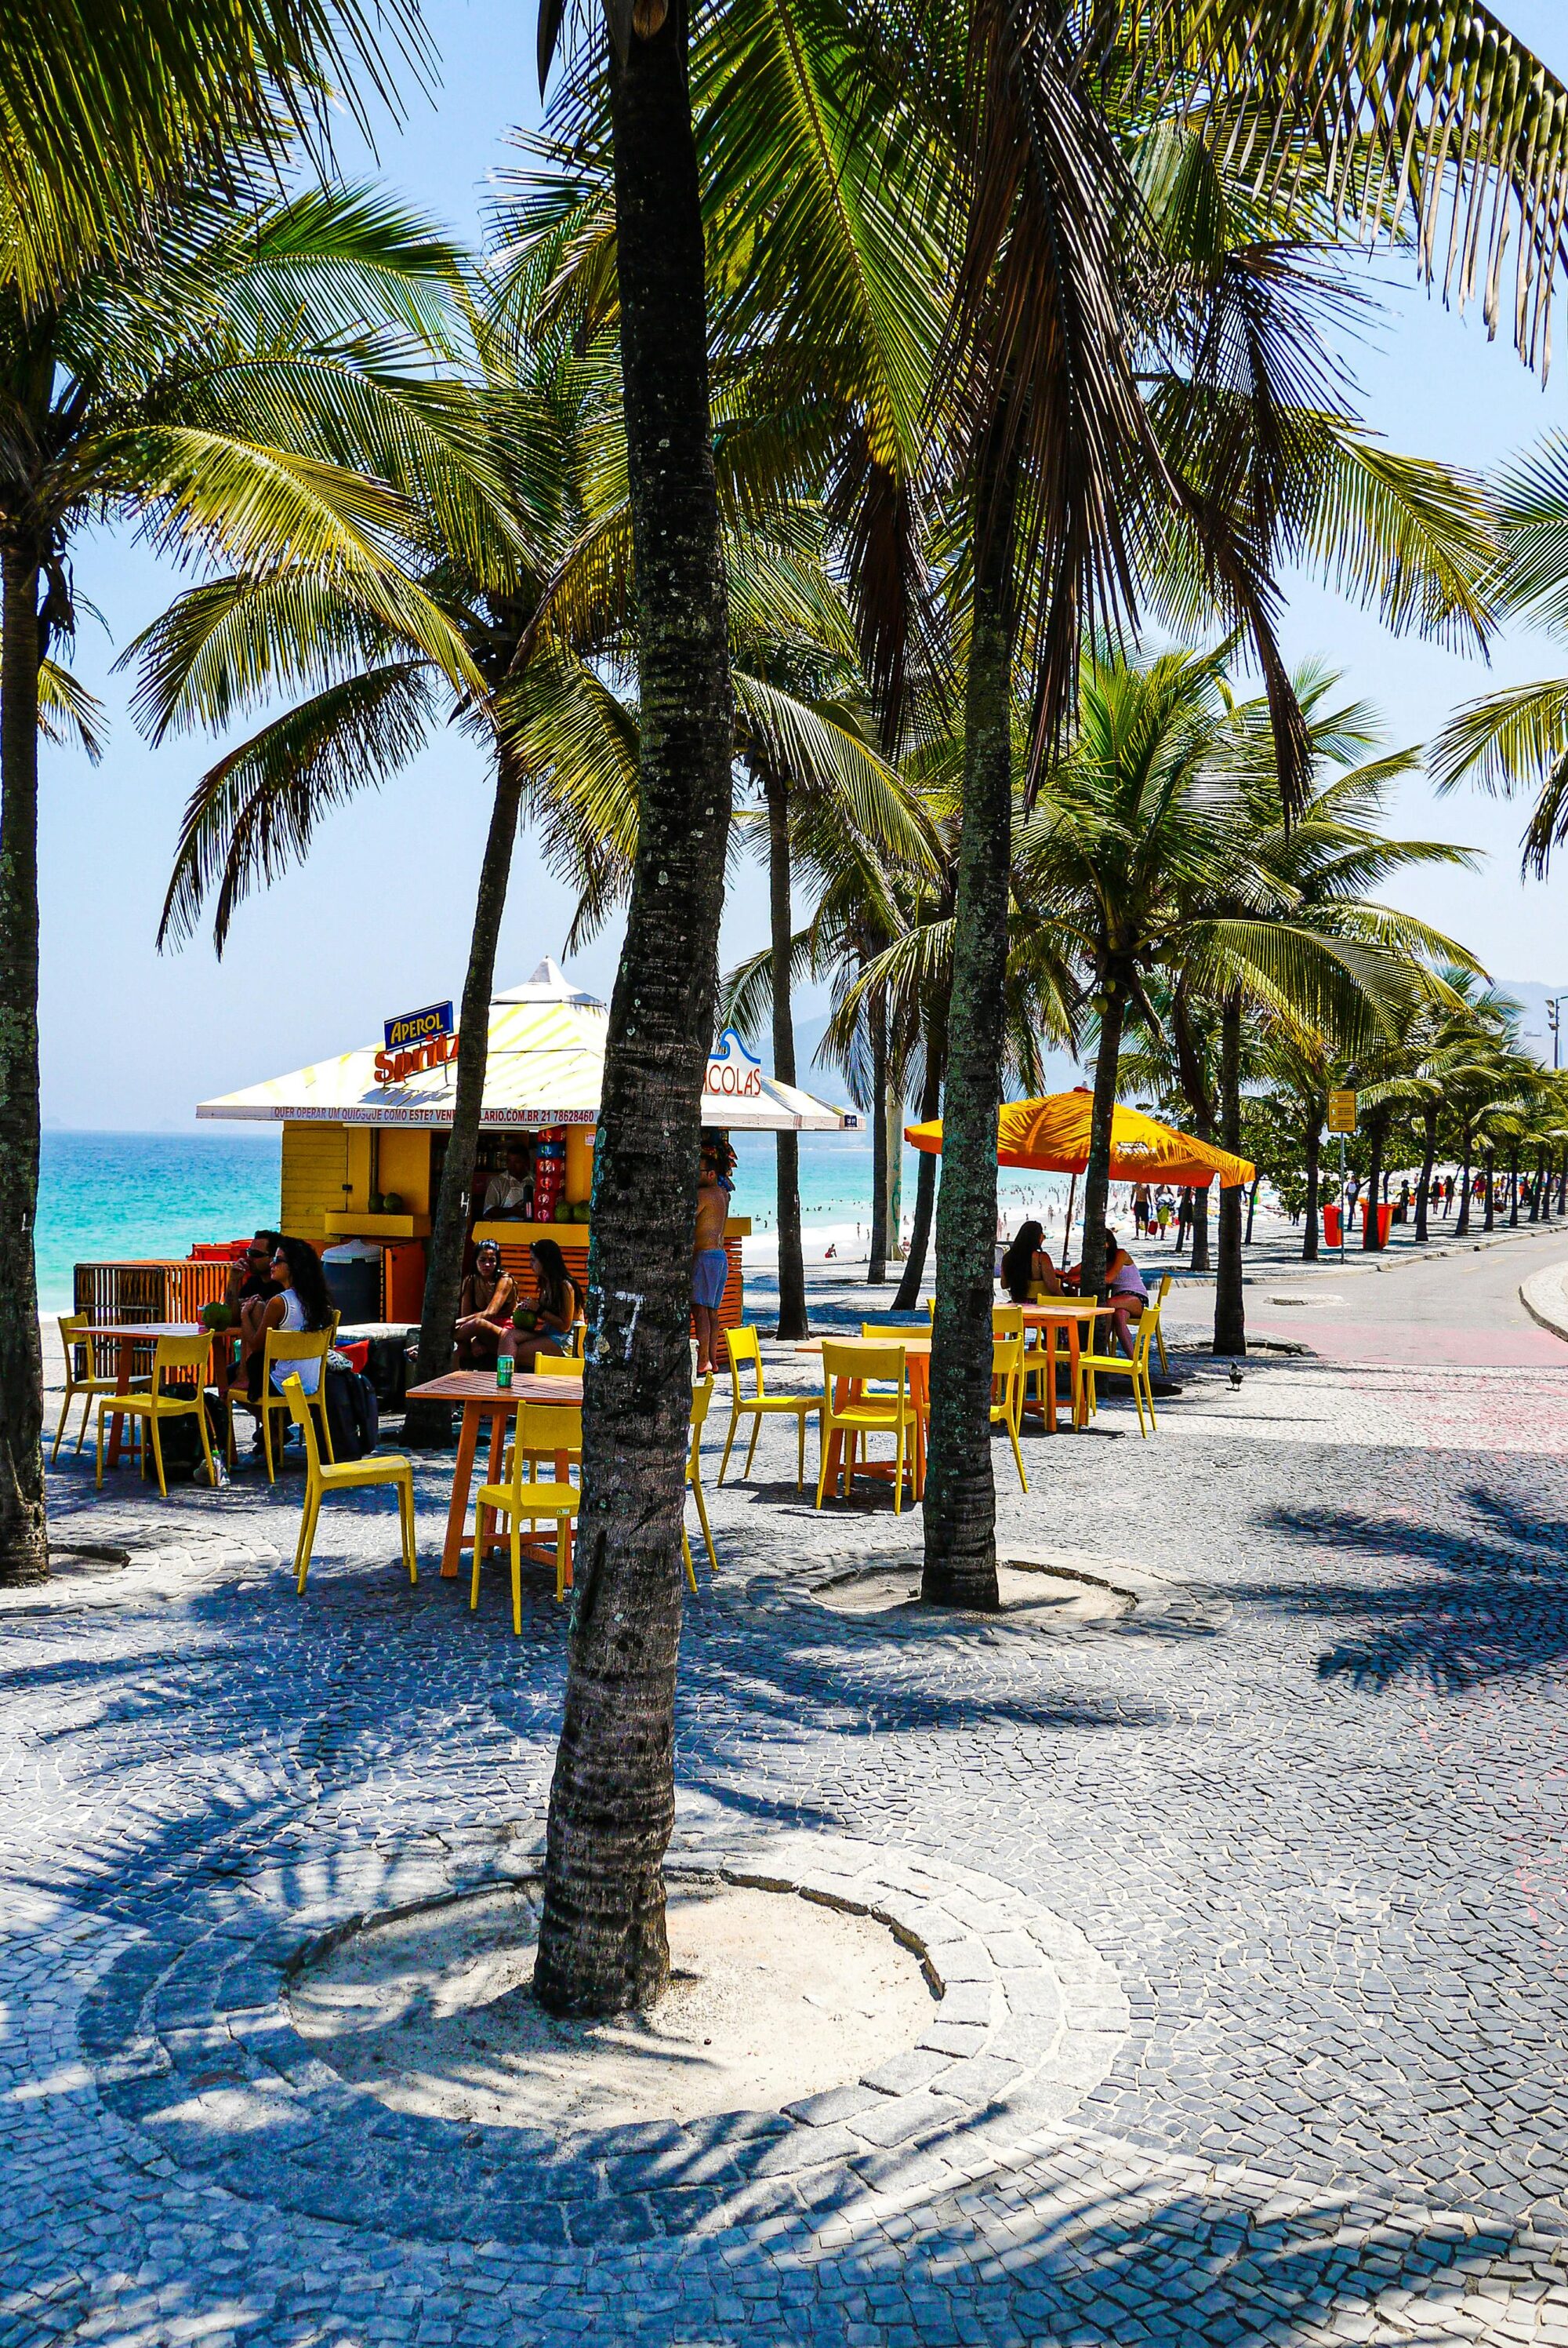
[36,1128,1002,1312]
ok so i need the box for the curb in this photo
[1519,1256,1568,1344]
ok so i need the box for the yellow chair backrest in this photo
[154,1331,216,1382]
[690,1373,714,1433]
[1156,1273,1172,1304]
[991,1332,1024,1377]
[924,1297,935,1321]
[532,1350,579,1378]
[507,1401,582,1492]
[725,1322,762,1394]
[266,1327,330,1370]
[822,1340,906,1394]
[60,1311,93,1379]
[993,1303,1025,1336]
[281,1372,325,1472]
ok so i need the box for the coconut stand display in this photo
[187,959,860,1357]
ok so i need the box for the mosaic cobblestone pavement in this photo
[5,1333,1568,2346]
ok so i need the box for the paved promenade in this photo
[5,1237,1568,2346]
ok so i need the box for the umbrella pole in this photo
[1065,1173,1077,1268]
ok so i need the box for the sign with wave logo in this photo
[704,1027,764,1100]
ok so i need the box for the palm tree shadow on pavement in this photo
[1262,1487,1568,1692]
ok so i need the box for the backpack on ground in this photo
[325,1366,379,1461]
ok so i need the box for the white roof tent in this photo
[198,958,860,1132]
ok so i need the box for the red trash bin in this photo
[1322,1203,1341,1246]
[1359,1200,1394,1246]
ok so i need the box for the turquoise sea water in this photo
[34,1127,909,1311]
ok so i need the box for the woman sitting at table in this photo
[999,1220,1063,1303]
[454,1240,517,1368]
[1068,1230,1149,1355]
[508,1239,580,1370]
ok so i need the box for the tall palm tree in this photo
[0,181,481,1586]
[135,261,629,1448]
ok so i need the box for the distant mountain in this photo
[1495,980,1568,1069]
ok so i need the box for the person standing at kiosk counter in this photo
[692,1133,734,1376]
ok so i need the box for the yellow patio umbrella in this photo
[905,1087,1255,1187]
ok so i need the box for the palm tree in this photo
[135,260,631,1449]
[0,0,430,301]
[0,182,480,1587]
[1430,438,1568,874]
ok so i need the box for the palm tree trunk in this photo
[922,427,1014,1614]
[764,772,808,1339]
[1361,1116,1386,1250]
[1302,1118,1320,1260]
[893,1016,944,1309]
[1556,1151,1566,1215]
[1483,1150,1496,1230]
[404,744,528,1446]
[0,547,47,1586]
[1530,1151,1544,1223]
[1510,1150,1520,1225]
[1080,977,1129,1303]
[868,987,888,1284]
[534,4,734,2019]
[885,1081,903,1260]
[1213,994,1246,1353]
[1415,1108,1436,1242]
[1243,1175,1260,1245]
[1189,1182,1210,1273]
[1456,1136,1473,1235]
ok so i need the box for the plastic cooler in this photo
[322,1241,382,1323]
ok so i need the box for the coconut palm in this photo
[0,181,483,1587]
[1429,437,1568,877]
[0,0,431,301]
[133,252,626,1448]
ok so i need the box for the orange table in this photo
[85,1322,202,1467]
[405,1370,584,1578]
[796,1336,931,1501]
[1018,1303,1115,1431]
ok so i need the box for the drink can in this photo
[496,1354,513,1390]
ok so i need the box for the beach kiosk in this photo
[194,958,858,1337]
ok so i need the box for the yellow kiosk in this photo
[196,958,859,1332]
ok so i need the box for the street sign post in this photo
[1326,1090,1356,1260]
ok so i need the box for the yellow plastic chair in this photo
[993,1303,1025,1336]
[989,1332,1029,1492]
[684,1376,717,1586]
[281,1374,416,1596]
[717,1325,820,1488]
[473,1399,582,1627]
[816,1342,918,1513]
[1073,1303,1162,1438]
[529,1349,579,1376]
[95,1332,216,1498]
[55,1313,147,1463]
[1152,1274,1173,1376]
[246,1329,335,1482]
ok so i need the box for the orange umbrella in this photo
[905,1087,1254,1187]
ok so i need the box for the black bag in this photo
[325,1366,379,1461]
[142,1383,226,1484]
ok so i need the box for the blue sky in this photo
[45,0,1568,1128]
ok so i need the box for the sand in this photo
[289,1880,936,2130]
[812,1557,1131,1627]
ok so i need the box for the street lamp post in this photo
[1548,993,1566,1070]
